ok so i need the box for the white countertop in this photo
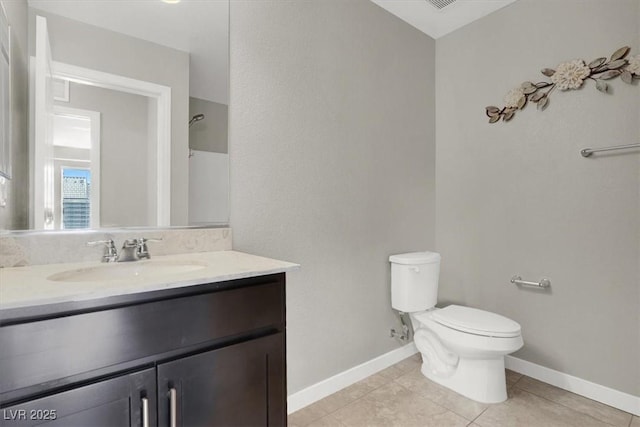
[0,250,299,311]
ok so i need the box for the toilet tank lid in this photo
[389,252,441,265]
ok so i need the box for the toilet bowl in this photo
[411,305,523,403]
[390,252,523,404]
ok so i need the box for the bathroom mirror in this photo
[3,0,229,231]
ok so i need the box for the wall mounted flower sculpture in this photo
[486,46,639,123]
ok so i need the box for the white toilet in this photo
[390,251,523,403]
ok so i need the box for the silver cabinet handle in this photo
[169,388,177,427]
[141,397,149,427]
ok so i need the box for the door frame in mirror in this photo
[37,60,172,227]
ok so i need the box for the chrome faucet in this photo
[87,237,162,262]
[87,239,118,263]
[118,239,140,262]
[118,237,163,262]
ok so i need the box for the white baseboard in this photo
[505,356,640,416]
[287,343,418,414]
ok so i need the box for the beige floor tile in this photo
[474,388,611,427]
[332,382,459,426]
[393,355,422,373]
[360,372,392,389]
[505,369,523,386]
[288,366,409,424]
[515,376,632,427]
[312,372,391,414]
[310,394,350,416]
[631,416,640,427]
[307,414,347,427]
[377,364,407,381]
[366,353,422,383]
[394,368,488,421]
[506,382,518,397]
[422,410,470,427]
[288,401,330,427]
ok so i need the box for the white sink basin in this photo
[47,260,208,283]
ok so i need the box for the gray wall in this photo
[0,0,28,230]
[56,82,150,227]
[189,97,228,154]
[29,9,190,225]
[229,0,436,394]
[435,0,639,395]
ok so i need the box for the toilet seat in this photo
[418,305,521,338]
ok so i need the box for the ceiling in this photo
[370,0,519,39]
[28,0,229,105]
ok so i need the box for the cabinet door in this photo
[158,332,285,427]
[0,368,156,427]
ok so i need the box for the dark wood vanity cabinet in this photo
[0,273,287,427]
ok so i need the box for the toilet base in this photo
[420,356,508,403]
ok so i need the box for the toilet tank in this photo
[389,252,441,313]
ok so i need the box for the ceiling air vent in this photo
[425,0,457,10]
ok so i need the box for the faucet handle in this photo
[136,237,162,259]
[87,239,118,262]
[87,239,116,248]
[138,237,163,243]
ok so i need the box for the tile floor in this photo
[288,354,638,427]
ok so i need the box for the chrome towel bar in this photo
[511,275,551,288]
[580,143,640,157]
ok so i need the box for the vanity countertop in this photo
[0,250,299,320]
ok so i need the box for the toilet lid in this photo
[431,305,521,338]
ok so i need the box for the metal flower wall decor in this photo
[486,46,640,123]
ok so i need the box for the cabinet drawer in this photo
[1,279,284,397]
